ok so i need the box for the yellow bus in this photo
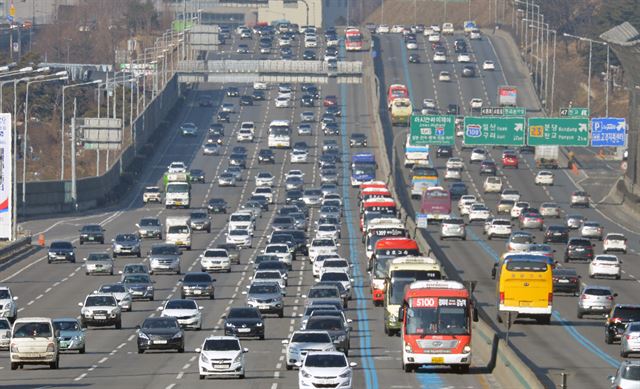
[384,256,443,336]
[390,98,412,125]
[496,255,553,325]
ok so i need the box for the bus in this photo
[496,255,553,325]
[267,120,291,148]
[420,186,451,222]
[390,98,412,125]
[399,280,478,373]
[387,84,409,109]
[360,197,398,231]
[364,218,407,258]
[351,153,377,187]
[369,237,420,305]
[410,165,439,199]
[345,27,364,51]
[384,257,443,336]
[359,187,392,205]
[404,134,430,167]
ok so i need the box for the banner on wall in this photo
[0,113,12,240]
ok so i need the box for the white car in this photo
[442,23,455,34]
[391,25,405,33]
[440,218,466,240]
[486,218,512,240]
[603,233,628,254]
[200,248,231,273]
[160,299,203,330]
[438,71,451,81]
[506,231,534,252]
[255,172,275,187]
[457,53,472,63]
[535,170,554,185]
[458,195,477,216]
[422,99,436,109]
[320,258,351,277]
[469,29,482,40]
[482,60,496,71]
[0,287,18,322]
[581,221,604,240]
[430,25,441,33]
[428,33,441,42]
[446,157,464,170]
[291,150,309,163]
[406,40,418,49]
[313,254,341,278]
[308,238,340,262]
[253,186,274,203]
[278,37,291,47]
[297,351,357,389]
[168,161,187,173]
[264,244,293,268]
[286,170,305,180]
[275,96,290,108]
[240,121,255,133]
[316,224,341,240]
[220,103,235,113]
[283,331,336,370]
[226,228,252,248]
[470,98,483,109]
[252,270,286,290]
[500,189,521,202]
[510,201,530,219]
[236,129,254,142]
[468,203,491,223]
[540,202,561,218]
[470,148,487,163]
[589,255,622,279]
[304,37,318,48]
[253,81,268,90]
[445,167,462,181]
[483,176,503,193]
[434,53,447,64]
[376,24,390,33]
[197,336,248,379]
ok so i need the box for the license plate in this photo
[519,301,531,307]
[194,290,202,295]
[95,315,106,320]
[88,237,95,240]
[431,357,444,364]
[214,364,230,369]
[559,279,569,283]
[154,340,167,344]
[259,305,270,310]
[592,306,605,310]
[238,328,251,333]
[576,248,584,251]
[554,233,562,236]
[176,201,182,205]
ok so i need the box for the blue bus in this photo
[351,153,377,187]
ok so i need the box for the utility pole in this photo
[71,97,77,209]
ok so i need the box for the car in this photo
[458,195,477,216]
[202,143,220,155]
[181,272,215,300]
[255,149,275,164]
[408,53,420,63]
[470,29,482,39]
[609,360,640,388]
[482,176,503,193]
[226,87,240,97]
[160,299,203,330]
[497,199,515,214]
[462,65,476,77]
[507,202,528,219]
[552,267,580,296]
[501,151,519,168]
[137,316,184,353]
[121,272,155,300]
[297,123,313,136]
[83,252,114,275]
[167,161,187,173]
[283,331,335,370]
[506,231,535,252]
[605,305,640,344]
[180,122,198,136]
[226,229,253,248]
[188,210,211,233]
[190,169,205,183]
[218,172,236,187]
[482,60,496,70]
[589,255,622,279]
[539,202,560,219]
[297,351,356,388]
[196,336,248,379]
[143,186,162,203]
[470,148,487,163]
[148,243,182,275]
[564,237,594,262]
[303,316,350,355]
[565,214,586,229]
[376,24,390,33]
[224,307,265,339]
[79,224,105,244]
[253,81,268,90]
[621,323,640,358]
[428,32,441,42]
[500,189,521,202]
[479,160,497,175]
[0,317,10,349]
[9,317,59,370]
[78,293,122,329]
[253,267,288,289]
[198,95,214,107]
[438,71,451,81]
[216,111,231,123]
[603,233,627,254]
[468,203,491,223]
[120,263,149,276]
[544,225,570,244]
[237,43,249,53]
[244,281,285,317]
[285,176,304,191]
[535,170,554,185]
[229,153,247,168]
[200,248,231,273]
[300,95,315,108]
[53,318,86,354]
[208,122,225,136]
[0,287,18,323]
[303,50,317,60]
[486,218,512,240]
[581,221,604,240]
[47,240,76,263]
[252,89,266,101]
[436,145,452,158]
[444,167,462,181]
[207,198,227,214]
[440,218,466,240]
[519,209,544,230]
[237,94,253,106]
[290,150,309,164]
[570,191,590,207]
[326,105,342,116]
[349,133,367,147]
[449,182,468,199]
[275,95,290,108]
[112,233,142,258]
[97,283,132,311]
[457,53,472,63]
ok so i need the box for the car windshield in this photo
[116,234,138,242]
[165,300,197,310]
[230,230,249,236]
[305,353,347,368]
[614,307,640,321]
[324,260,348,268]
[87,253,111,261]
[0,319,10,329]
[13,322,53,338]
[191,212,207,219]
[596,256,618,263]
[250,284,279,294]
[621,365,640,380]
[204,250,227,257]
[309,288,339,298]
[307,317,343,331]
[291,332,331,343]
[184,274,211,283]
[255,272,279,279]
[85,296,116,306]
[511,234,533,244]
[50,241,73,250]
[82,225,102,232]
[584,288,612,296]
[143,318,178,329]
[99,284,126,293]
[321,272,349,281]
[232,214,252,221]
[151,245,180,255]
[140,218,160,227]
[313,239,335,247]
[168,225,189,234]
[54,320,80,331]
[608,234,625,240]
[266,245,288,253]
[123,275,151,284]
[203,339,240,351]
[124,265,147,273]
[229,309,260,319]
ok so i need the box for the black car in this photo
[258,149,275,164]
[137,317,184,354]
[349,133,367,147]
[605,305,640,344]
[239,95,253,106]
[544,225,569,244]
[324,123,340,136]
[209,123,224,136]
[462,65,476,77]
[436,145,452,158]
[300,94,315,107]
[232,146,248,155]
[256,260,290,275]
[286,189,303,204]
[207,198,227,214]
[252,90,266,100]
[564,238,594,262]
[190,169,205,183]
[48,240,76,263]
[408,54,420,63]
[293,141,309,152]
[306,86,320,99]
[274,229,308,256]
[449,182,468,199]
[217,243,241,265]
[226,87,240,97]
[198,95,214,107]
[181,272,216,299]
[479,160,497,175]
[552,267,581,295]
[224,307,265,339]
[207,133,223,145]
[447,104,459,115]
[217,111,231,123]
[229,153,247,168]
[302,50,316,60]
[249,195,270,211]
[326,105,341,116]
[79,224,105,244]
[272,216,295,232]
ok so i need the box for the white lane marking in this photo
[74,373,87,381]
[176,372,184,379]
[0,255,46,283]
[127,334,135,341]
[271,384,278,389]
[165,385,176,389]
[98,357,108,364]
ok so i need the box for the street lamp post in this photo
[563,33,608,114]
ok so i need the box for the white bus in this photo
[268,120,291,148]
[404,134,430,167]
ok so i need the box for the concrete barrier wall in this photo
[17,74,182,217]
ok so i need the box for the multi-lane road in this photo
[375,30,640,388]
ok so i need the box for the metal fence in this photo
[177,59,363,75]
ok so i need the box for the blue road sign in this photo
[591,117,626,147]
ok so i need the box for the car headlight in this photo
[171,332,183,339]
[225,322,234,327]
[72,335,83,342]
[200,353,209,363]
[389,313,397,322]
[339,370,352,378]
[138,332,149,340]
[405,343,413,353]
[301,369,312,378]
[335,335,346,342]
[233,353,243,364]
[463,345,471,353]
[256,322,263,327]
[147,286,153,290]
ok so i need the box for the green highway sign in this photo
[527,117,589,146]
[481,107,526,116]
[410,115,455,145]
[463,116,526,146]
[504,107,526,116]
[559,107,590,118]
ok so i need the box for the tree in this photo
[127,1,159,34]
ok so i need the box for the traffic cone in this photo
[38,234,45,247]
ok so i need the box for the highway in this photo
[0,28,499,389]
[374,30,640,388]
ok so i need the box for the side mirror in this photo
[111,239,115,242]
[614,293,619,297]
[301,294,307,298]
[118,270,123,274]
[473,307,479,322]
[347,318,353,323]
[156,306,163,311]
[54,330,60,338]
[77,302,84,307]
[281,339,289,344]
[350,278,355,283]
[83,258,87,261]
[397,305,405,323]
[135,224,140,228]
[298,313,303,317]
[195,347,202,353]
[243,348,249,353]
[242,291,247,295]
[12,296,18,301]
[199,306,203,310]
[295,362,303,368]
[349,362,358,367]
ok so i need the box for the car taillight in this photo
[606,296,614,300]
[611,317,622,323]
[570,278,577,283]
[552,277,558,282]
[580,294,587,300]
[548,292,553,304]
[499,292,505,304]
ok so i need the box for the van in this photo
[165,215,192,250]
[10,317,59,370]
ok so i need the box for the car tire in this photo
[81,320,87,329]
[80,345,86,354]
[50,357,59,369]
[113,253,118,258]
[605,333,614,344]
[80,240,83,245]
[199,375,205,380]
[138,348,144,354]
[403,363,414,373]
[278,310,284,318]
[210,293,215,300]
[621,351,629,358]
[577,311,583,319]
[259,334,265,340]
[11,362,18,370]
[178,346,185,353]
[115,320,122,330]
[137,252,141,258]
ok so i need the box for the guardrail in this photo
[177,59,363,75]
[0,236,34,265]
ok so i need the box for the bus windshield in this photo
[406,298,469,335]
[389,278,415,305]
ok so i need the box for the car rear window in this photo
[613,307,640,321]
[584,288,612,296]
[571,239,592,246]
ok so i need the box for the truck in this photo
[351,153,377,187]
[165,215,192,250]
[164,172,191,209]
[498,86,517,107]
[390,98,412,125]
[535,146,559,169]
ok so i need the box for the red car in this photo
[323,95,337,107]
[501,151,519,168]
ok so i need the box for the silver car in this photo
[609,360,640,389]
[0,318,10,350]
[122,273,155,301]
[540,202,560,218]
[621,322,640,358]
[53,318,86,353]
[283,330,335,370]
[190,210,212,233]
[566,214,585,230]
[440,218,466,240]
[218,173,237,187]
[244,282,284,317]
[577,285,616,318]
[148,243,182,275]
[581,221,604,240]
[200,249,231,273]
[302,189,324,206]
[136,217,162,239]
[84,252,114,275]
[112,233,142,258]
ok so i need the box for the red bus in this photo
[345,27,364,51]
[420,186,451,222]
[399,280,478,372]
[369,237,420,305]
[359,180,387,193]
[359,187,392,208]
[360,197,397,231]
[387,84,409,109]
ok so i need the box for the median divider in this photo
[361,43,544,389]
[0,235,36,265]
